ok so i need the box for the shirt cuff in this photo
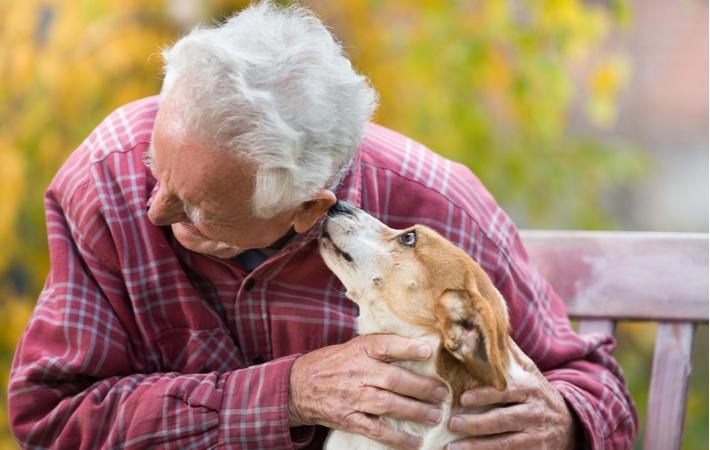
[290,426,316,448]
[218,354,315,449]
[552,380,599,450]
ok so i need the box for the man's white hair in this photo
[161,1,377,218]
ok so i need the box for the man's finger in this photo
[460,382,530,408]
[360,386,443,426]
[343,411,422,450]
[364,362,448,404]
[446,431,540,450]
[449,403,533,436]
[356,334,432,362]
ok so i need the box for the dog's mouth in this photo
[320,232,354,262]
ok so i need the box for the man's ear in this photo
[435,286,510,391]
[292,189,337,233]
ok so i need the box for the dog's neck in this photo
[354,295,429,339]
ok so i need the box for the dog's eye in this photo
[398,230,417,247]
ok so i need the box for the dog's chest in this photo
[324,395,464,450]
[324,343,467,450]
[324,418,463,450]
[324,393,465,450]
[325,302,482,449]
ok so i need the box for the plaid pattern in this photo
[9,96,637,449]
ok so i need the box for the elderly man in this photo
[9,2,636,449]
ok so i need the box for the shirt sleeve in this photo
[482,217,638,449]
[8,188,305,449]
[433,159,638,449]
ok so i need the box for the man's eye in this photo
[398,230,417,247]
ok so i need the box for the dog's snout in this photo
[328,200,357,218]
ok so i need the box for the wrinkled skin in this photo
[289,334,450,450]
[446,347,578,450]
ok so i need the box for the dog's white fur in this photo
[319,203,528,450]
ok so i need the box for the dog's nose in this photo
[328,200,357,217]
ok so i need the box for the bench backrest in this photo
[520,230,709,450]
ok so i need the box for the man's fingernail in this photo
[416,345,431,359]
[433,386,448,402]
[449,416,464,432]
[426,407,442,424]
[461,392,475,406]
[405,435,422,449]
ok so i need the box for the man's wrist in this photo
[288,354,308,427]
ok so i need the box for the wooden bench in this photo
[520,230,709,450]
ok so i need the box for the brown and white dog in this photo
[319,201,528,450]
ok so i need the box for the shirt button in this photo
[244,278,255,291]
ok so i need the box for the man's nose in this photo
[147,193,188,227]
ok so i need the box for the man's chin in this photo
[183,240,244,259]
[172,224,244,258]
[208,246,245,259]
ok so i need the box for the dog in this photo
[319,201,528,450]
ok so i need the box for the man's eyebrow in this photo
[143,144,156,170]
[183,202,202,224]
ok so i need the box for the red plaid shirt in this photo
[9,97,637,449]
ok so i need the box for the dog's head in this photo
[319,201,510,391]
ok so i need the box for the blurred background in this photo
[0,0,707,448]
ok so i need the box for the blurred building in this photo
[580,0,708,232]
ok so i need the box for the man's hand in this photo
[289,334,449,450]
[445,348,578,450]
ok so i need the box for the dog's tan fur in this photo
[374,227,512,399]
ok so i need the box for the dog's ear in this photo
[435,282,510,391]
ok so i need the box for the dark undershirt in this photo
[232,227,298,272]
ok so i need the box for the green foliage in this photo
[297,0,645,230]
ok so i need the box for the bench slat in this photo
[577,319,615,336]
[643,322,695,450]
[520,231,708,322]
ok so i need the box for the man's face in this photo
[146,98,296,258]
